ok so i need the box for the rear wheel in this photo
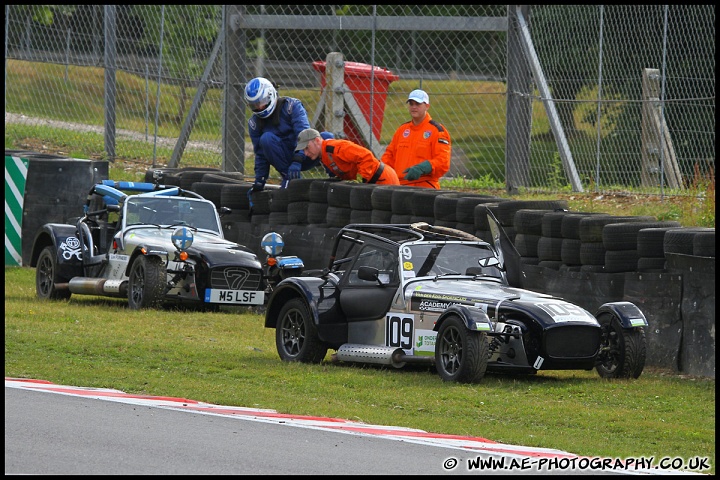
[128,256,166,309]
[36,246,71,300]
[595,313,646,378]
[275,298,328,363]
[435,315,488,383]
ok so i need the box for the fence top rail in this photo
[232,15,508,32]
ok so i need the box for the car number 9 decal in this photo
[385,314,414,350]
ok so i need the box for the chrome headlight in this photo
[171,226,194,251]
[261,232,284,256]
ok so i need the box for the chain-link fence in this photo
[5,5,715,196]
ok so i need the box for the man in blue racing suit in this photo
[244,77,333,191]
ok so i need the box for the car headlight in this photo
[171,226,194,251]
[261,232,284,256]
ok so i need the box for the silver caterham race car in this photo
[263,220,648,383]
[31,180,300,310]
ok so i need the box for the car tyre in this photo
[36,246,71,300]
[275,298,328,363]
[128,255,166,309]
[435,315,488,383]
[595,313,646,379]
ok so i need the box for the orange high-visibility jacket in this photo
[320,138,399,185]
[381,113,451,189]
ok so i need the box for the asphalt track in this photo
[5,378,703,475]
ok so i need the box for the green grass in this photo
[4,266,715,473]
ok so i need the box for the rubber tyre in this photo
[128,255,166,309]
[275,297,328,363]
[433,193,462,222]
[692,230,715,257]
[434,315,488,383]
[514,233,541,257]
[637,227,680,257]
[270,188,289,212]
[595,312,646,379]
[348,184,377,210]
[541,211,570,238]
[602,221,681,251]
[537,236,564,261]
[370,185,395,211]
[36,246,71,300]
[327,182,354,208]
[514,209,550,235]
[455,195,501,224]
[411,189,447,217]
[604,249,640,273]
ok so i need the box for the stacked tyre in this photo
[433,192,463,228]
[602,221,682,273]
[348,184,378,224]
[390,186,419,224]
[326,181,354,228]
[491,199,568,245]
[410,189,446,224]
[370,185,395,224]
[578,215,655,272]
[514,209,552,267]
[285,178,314,226]
[664,227,716,257]
[558,212,603,271]
[307,179,335,227]
[454,194,500,234]
[268,187,289,226]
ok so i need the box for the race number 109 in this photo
[386,314,413,349]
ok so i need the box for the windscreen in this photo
[400,242,502,279]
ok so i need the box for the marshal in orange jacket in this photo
[319,138,399,185]
[381,113,451,189]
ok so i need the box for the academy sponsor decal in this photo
[415,299,455,312]
[411,292,475,312]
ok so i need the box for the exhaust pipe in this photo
[68,278,127,297]
[335,344,434,368]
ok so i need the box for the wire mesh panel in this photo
[4,5,715,196]
[522,5,715,194]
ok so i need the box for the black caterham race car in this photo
[263,220,648,383]
[30,180,300,310]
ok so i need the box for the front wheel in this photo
[275,298,328,363]
[36,246,71,300]
[595,313,647,379]
[435,315,488,383]
[128,255,166,309]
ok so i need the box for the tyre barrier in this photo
[19,169,710,377]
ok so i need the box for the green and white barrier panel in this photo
[5,155,29,266]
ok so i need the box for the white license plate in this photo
[204,289,264,305]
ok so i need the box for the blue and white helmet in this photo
[244,77,277,119]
